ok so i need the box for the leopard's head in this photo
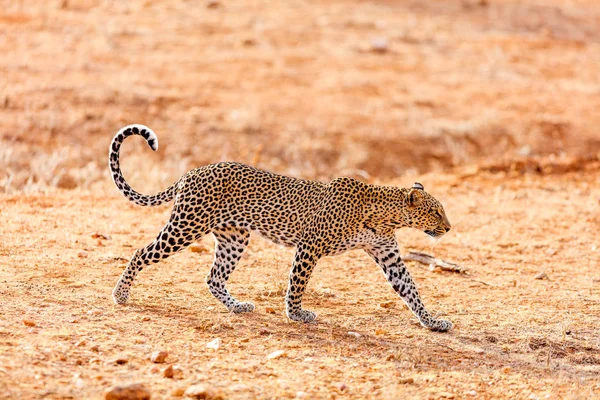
[402,182,451,238]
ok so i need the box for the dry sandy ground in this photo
[2,0,600,399]
[1,165,600,399]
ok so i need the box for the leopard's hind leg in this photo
[112,199,210,305]
[206,227,254,313]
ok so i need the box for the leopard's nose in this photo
[444,226,451,233]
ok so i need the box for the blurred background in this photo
[1,0,599,194]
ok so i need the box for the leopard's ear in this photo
[407,189,424,207]
[412,182,424,190]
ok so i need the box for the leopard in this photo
[109,124,454,332]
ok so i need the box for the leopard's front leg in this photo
[365,237,453,332]
[285,242,320,323]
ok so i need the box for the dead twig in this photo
[403,251,468,274]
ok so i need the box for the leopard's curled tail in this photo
[109,124,177,206]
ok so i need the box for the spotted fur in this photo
[109,124,454,332]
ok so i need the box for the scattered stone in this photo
[502,366,511,374]
[189,243,207,253]
[265,307,276,314]
[230,384,249,392]
[206,0,220,9]
[90,344,100,352]
[336,382,347,392]
[295,392,309,399]
[151,351,168,363]
[206,338,221,350]
[375,329,388,336]
[75,339,87,347]
[370,37,389,53]
[172,387,186,397]
[535,272,549,280]
[438,392,455,399]
[104,383,150,400]
[23,319,36,327]
[92,232,112,240]
[184,384,222,399]
[163,365,174,379]
[141,316,151,322]
[163,365,184,379]
[78,250,88,258]
[347,331,361,338]
[267,350,286,360]
[109,356,128,365]
[379,300,395,309]
[398,377,414,384]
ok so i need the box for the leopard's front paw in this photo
[230,301,255,313]
[112,283,130,305]
[427,319,453,332]
[286,309,317,323]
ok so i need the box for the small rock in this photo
[163,365,184,379]
[206,0,220,9]
[141,316,151,322]
[189,243,207,253]
[370,37,389,53]
[109,356,128,365]
[78,250,88,258]
[265,307,276,314]
[91,232,112,240]
[438,392,455,399]
[105,383,151,400]
[267,349,286,360]
[75,339,87,347]
[151,351,168,363]
[379,300,395,309]
[90,344,100,352]
[336,382,347,392]
[184,384,222,399]
[163,365,174,378]
[347,331,361,338]
[398,377,414,384]
[535,272,549,280]
[375,329,388,335]
[230,384,248,392]
[295,392,309,399]
[23,319,36,327]
[206,338,221,350]
[172,387,186,397]
[501,366,511,374]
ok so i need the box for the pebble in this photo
[379,300,395,309]
[163,365,184,379]
[23,319,36,327]
[172,387,186,397]
[78,250,88,258]
[189,243,207,253]
[104,383,151,400]
[151,351,168,363]
[295,392,309,399]
[184,384,223,399]
[75,339,87,347]
[370,37,389,53]
[109,356,128,365]
[267,350,286,360]
[265,307,276,314]
[398,377,415,384]
[206,338,221,350]
[535,272,549,280]
[347,331,361,338]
